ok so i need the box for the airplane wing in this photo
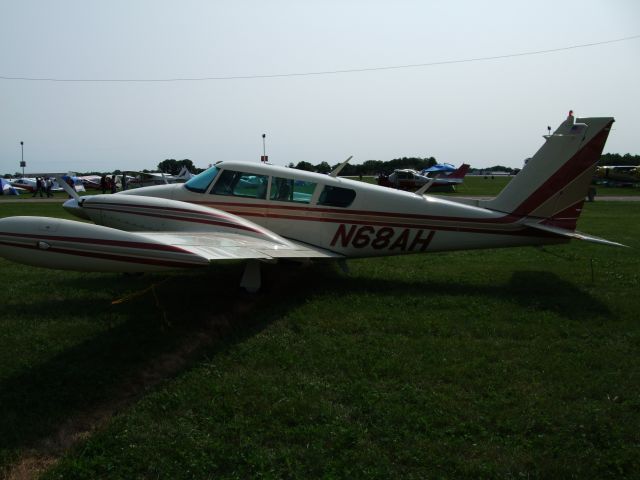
[0,215,342,273]
[133,231,341,261]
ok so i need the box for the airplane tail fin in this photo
[448,163,470,179]
[481,113,614,231]
[176,166,194,180]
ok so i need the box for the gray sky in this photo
[1,0,638,174]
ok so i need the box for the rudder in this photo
[481,113,614,229]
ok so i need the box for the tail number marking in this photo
[330,224,435,251]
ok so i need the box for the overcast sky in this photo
[1,0,638,174]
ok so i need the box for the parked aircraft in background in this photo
[1,178,21,195]
[9,178,39,193]
[595,165,640,187]
[59,175,86,193]
[78,175,103,190]
[10,176,86,193]
[418,162,471,186]
[127,167,194,188]
[378,163,470,191]
[0,113,624,292]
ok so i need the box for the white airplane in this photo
[127,167,194,188]
[0,113,625,292]
[378,163,470,190]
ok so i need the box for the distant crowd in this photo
[30,177,56,198]
[100,174,126,194]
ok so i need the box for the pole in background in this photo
[261,134,268,163]
[19,141,26,177]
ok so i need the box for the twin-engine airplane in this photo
[0,113,625,291]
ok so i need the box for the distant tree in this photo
[599,153,640,166]
[315,161,332,174]
[384,157,437,174]
[294,161,315,172]
[332,162,356,176]
[361,160,386,175]
[324,157,440,177]
[485,165,512,173]
[287,162,295,168]
[157,159,196,175]
[158,159,178,174]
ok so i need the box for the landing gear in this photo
[337,259,350,275]
[240,260,261,293]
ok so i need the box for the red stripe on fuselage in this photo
[193,200,522,224]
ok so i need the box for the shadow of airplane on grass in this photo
[0,263,612,474]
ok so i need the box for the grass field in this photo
[0,201,639,479]
[345,175,640,197]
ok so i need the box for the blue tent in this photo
[420,163,457,175]
[0,178,20,195]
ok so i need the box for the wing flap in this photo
[136,232,343,261]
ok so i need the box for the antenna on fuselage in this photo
[329,156,353,177]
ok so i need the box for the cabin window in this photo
[211,170,268,199]
[184,166,220,193]
[270,177,316,204]
[317,185,356,208]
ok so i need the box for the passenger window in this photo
[211,170,268,199]
[317,185,356,208]
[270,177,316,204]
[184,166,220,193]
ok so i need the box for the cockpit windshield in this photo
[184,166,220,193]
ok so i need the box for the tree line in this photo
[289,157,438,176]
[3,153,639,179]
[288,153,640,176]
[598,153,640,166]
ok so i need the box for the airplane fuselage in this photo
[101,161,562,258]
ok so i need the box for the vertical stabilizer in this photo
[481,113,614,229]
[448,163,470,180]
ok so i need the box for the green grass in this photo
[1,202,639,478]
[355,175,640,196]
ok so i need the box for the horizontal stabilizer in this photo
[525,222,628,248]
